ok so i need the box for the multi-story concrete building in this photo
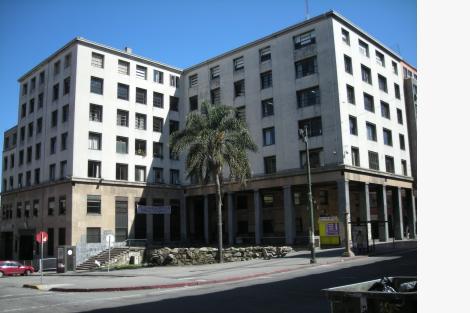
[1,11,416,262]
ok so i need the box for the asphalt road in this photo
[0,249,416,313]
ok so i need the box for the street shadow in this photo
[80,251,416,313]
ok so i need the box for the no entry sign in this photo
[35,231,48,243]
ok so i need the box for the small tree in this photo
[170,102,257,263]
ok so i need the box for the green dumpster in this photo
[323,276,417,313]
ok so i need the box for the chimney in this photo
[125,47,132,54]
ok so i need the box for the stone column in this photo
[283,185,295,245]
[337,179,352,247]
[406,189,417,239]
[393,187,404,240]
[254,189,262,245]
[378,185,389,242]
[203,195,209,244]
[227,192,235,246]
[359,183,372,243]
[180,196,187,242]
[164,200,171,243]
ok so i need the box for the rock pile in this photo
[146,246,293,266]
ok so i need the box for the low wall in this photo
[146,246,293,266]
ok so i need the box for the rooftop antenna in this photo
[305,0,310,20]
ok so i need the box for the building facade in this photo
[1,11,416,262]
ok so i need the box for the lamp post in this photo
[299,126,316,264]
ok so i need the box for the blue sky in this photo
[0,0,416,156]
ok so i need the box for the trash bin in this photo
[323,276,417,313]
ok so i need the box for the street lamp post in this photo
[299,126,316,264]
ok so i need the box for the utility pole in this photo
[305,0,310,20]
[299,126,316,264]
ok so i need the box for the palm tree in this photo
[170,102,258,263]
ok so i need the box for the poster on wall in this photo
[326,223,339,235]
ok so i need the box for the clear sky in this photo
[0,0,416,159]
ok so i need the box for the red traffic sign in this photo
[35,231,48,243]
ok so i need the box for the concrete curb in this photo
[24,255,368,292]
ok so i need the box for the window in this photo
[28,122,33,137]
[170,146,179,160]
[19,150,24,165]
[210,66,220,79]
[61,132,68,150]
[153,70,164,84]
[27,146,32,163]
[48,197,54,216]
[136,65,147,80]
[300,149,322,168]
[358,40,369,57]
[64,53,71,68]
[53,83,59,101]
[10,154,15,168]
[379,127,392,146]
[385,156,395,173]
[88,132,101,150]
[26,171,31,186]
[211,88,221,105]
[59,228,66,245]
[60,161,67,179]
[87,160,101,178]
[293,30,315,49]
[153,92,163,108]
[86,227,101,243]
[169,120,179,134]
[368,151,379,170]
[397,109,403,124]
[3,157,7,171]
[297,86,320,107]
[361,65,372,84]
[346,85,355,104]
[363,93,374,112]
[263,127,275,146]
[189,95,198,111]
[38,93,44,108]
[261,98,274,117]
[399,134,406,150]
[375,51,385,66]
[50,137,56,154]
[170,96,179,111]
[170,169,180,184]
[381,101,390,119]
[90,77,103,94]
[21,103,26,118]
[401,159,407,176]
[59,196,66,215]
[20,127,25,142]
[394,83,401,99]
[116,136,128,154]
[153,167,164,183]
[136,87,147,104]
[63,77,71,95]
[170,75,180,87]
[51,110,58,127]
[341,28,350,45]
[233,56,244,71]
[33,200,39,217]
[116,109,128,126]
[153,117,163,132]
[344,55,353,74]
[117,83,129,100]
[118,60,130,75]
[39,71,45,84]
[392,61,398,74]
[153,142,163,158]
[319,190,329,205]
[87,195,101,214]
[264,156,276,174]
[62,104,69,123]
[298,117,322,137]
[29,98,35,114]
[135,139,147,156]
[378,74,388,92]
[135,113,146,130]
[364,122,377,141]
[189,74,198,87]
[54,60,61,75]
[260,71,272,89]
[259,46,271,62]
[349,115,358,135]
[35,142,41,160]
[91,52,104,68]
[89,104,102,122]
[116,163,128,180]
[295,56,318,78]
[351,147,360,166]
[135,166,146,182]
[234,80,245,97]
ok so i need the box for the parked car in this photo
[0,261,35,277]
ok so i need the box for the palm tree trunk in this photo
[215,170,224,263]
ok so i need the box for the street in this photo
[0,249,416,313]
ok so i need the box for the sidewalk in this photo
[23,240,416,292]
